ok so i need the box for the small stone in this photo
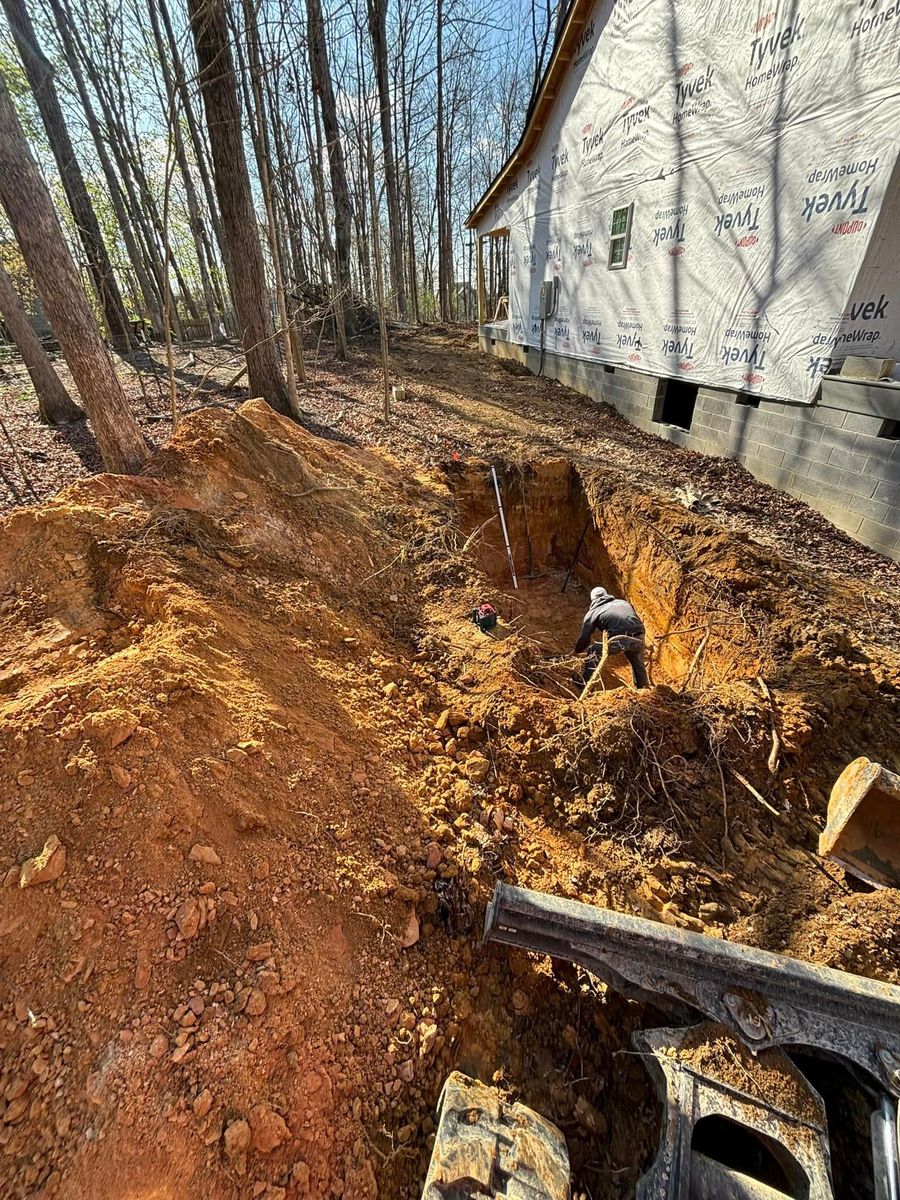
[383,682,400,700]
[574,1094,607,1137]
[5,1077,28,1101]
[245,988,267,1016]
[254,859,270,881]
[400,908,419,949]
[193,1088,213,1119]
[110,765,131,789]
[512,989,530,1015]
[189,995,205,1016]
[189,844,222,866]
[175,896,202,940]
[225,747,248,765]
[82,707,139,749]
[20,835,66,887]
[291,1162,311,1188]
[134,959,152,990]
[425,843,442,870]
[224,1118,251,1174]
[16,771,34,787]
[464,754,490,784]
[170,1042,192,1064]
[149,1034,168,1059]
[249,1103,290,1153]
[5,1096,28,1123]
[246,941,272,962]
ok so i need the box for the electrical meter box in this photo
[539,278,559,320]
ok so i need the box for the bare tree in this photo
[0,70,148,472]
[0,259,84,424]
[367,0,406,320]
[186,0,290,414]
[2,0,132,349]
[306,0,352,356]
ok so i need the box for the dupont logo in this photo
[628,352,641,363]
[833,219,866,235]
[678,361,694,371]
[668,245,685,256]
[676,61,693,77]
[743,373,764,385]
[582,122,593,134]
[735,235,759,248]
[752,11,775,34]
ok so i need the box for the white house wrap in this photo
[473,0,900,405]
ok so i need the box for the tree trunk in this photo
[306,0,352,356]
[46,0,165,338]
[1,0,132,350]
[241,0,302,399]
[367,0,407,321]
[147,0,224,341]
[186,0,290,414]
[158,0,234,308]
[0,73,148,471]
[0,259,83,424]
[435,0,452,322]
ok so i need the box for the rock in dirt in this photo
[464,754,490,784]
[224,1118,251,1173]
[245,987,267,1016]
[110,765,131,789]
[193,1088,213,1119]
[20,835,66,887]
[175,896,203,940]
[82,708,139,749]
[574,1093,607,1137]
[189,844,222,866]
[246,942,273,962]
[249,1103,290,1153]
[400,908,420,948]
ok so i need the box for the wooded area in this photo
[0,0,556,470]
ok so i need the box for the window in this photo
[654,380,698,430]
[878,417,900,439]
[736,394,760,408]
[607,203,633,269]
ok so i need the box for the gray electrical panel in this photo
[539,278,559,320]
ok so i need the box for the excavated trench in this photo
[446,458,743,692]
[393,458,886,1200]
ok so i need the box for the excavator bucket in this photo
[819,757,900,889]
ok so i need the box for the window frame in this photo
[607,202,634,270]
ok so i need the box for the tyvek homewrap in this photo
[478,0,900,403]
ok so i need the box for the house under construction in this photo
[468,0,900,560]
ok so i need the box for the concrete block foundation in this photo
[478,327,900,561]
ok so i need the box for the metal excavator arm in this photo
[483,883,900,1099]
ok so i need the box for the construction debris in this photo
[422,1072,570,1199]
[820,757,900,888]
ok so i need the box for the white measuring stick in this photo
[491,466,518,589]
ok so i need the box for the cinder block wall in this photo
[477,329,900,560]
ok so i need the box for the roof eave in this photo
[465,0,595,229]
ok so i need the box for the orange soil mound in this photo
[0,401,898,1200]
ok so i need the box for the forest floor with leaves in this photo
[1,332,900,1200]
[1,325,898,591]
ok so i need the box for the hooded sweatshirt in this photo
[574,587,644,653]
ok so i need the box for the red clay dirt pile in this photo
[0,399,898,1199]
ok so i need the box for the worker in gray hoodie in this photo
[575,586,649,688]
